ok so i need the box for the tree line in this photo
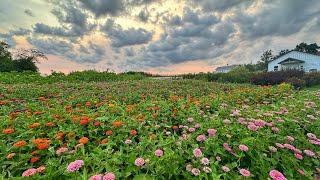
[0,41,46,72]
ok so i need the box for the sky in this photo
[1,0,320,75]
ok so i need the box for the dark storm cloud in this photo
[233,0,320,39]
[78,0,160,17]
[101,19,152,47]
[24,9,34,17]
[190,0,252,12]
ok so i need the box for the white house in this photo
[215,65,239,73]
[268,51,320,72]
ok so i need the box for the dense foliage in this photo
[0,79,319,179]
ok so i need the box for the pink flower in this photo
[239,144,249,152]
[90,174,103,180]
[56,147,69,155]
[283,144,295,151]
[207,128,217,137]
[223,119,231,124]
[22,168,37,177]
[216,156,221,161]
[193,148,202,158]
[254,119,266,127]
[196,135,206,142]
[307,133,317,140]
[103,173,115,180]
[275,143,284,149]
[195,123,201,128]
[186,164,193,172]
[287,136,295,142]
[188,128,195,132]
[201,157,209,165]
[187,117,193,123]
[203,167,212,173]
[295,153,303,160]
[304,149,315,157]
[36,166,46,173]
[248,124,258,131]
[134,158,145,166]
[269,170,287,180]
[309,139,320,145]
[239,169,251,177]
[191,168,200,176]
[297,169,305,176]
[272,127,280,133]
[67,160,84,172]
[154,149,163,157]
[222,166,230,172]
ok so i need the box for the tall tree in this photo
[0,41,14,72]
[12,49,47,72]
[259,49,274,71]
[294,42,320,54]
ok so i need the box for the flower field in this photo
[0,80,319,179]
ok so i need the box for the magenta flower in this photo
[275,143,284,149]
[191,168,200,176]
[239,144,249,152]
[295,153,303,160]
[67,160,84,172]
[248,124,258,131]
[304,149,315,157]
[196,134,206,142]
[269,170,287,180]
[56,147,69,156]
[272,127,280,133]
[239,169,251,177]
[287,136,295,142]
[188,128,195,132]
[103,173,115,180]
[283,144,295,151]
[22,168,37,177]
[207,128,217,137]
[89,174,103,180]
[134,158,145,167]
[201,157,209,165]
[193,148,202,158]
[154,149,164,157]
[307,133,317,140]
[222,166,230,172]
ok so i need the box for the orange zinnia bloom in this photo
[100,139,108,144]
[28,123,40,129]
[105,130,113,136]
[46,122,55,127]
[30,156,40,163]
[32,138,50,150]
[80,116,90,125]
[112,121,123,128]
[85,101,91,107]
[2,128,14,135]
[55,132,64,140]
[6,153,16,159]
[130,130,137,136]
[79,137,89,145]
[13,140,27,148]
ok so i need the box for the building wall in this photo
[268,51,320,72]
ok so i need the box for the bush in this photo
[251,70,304,85]
[303,72,320,87]
[285,77,306,89]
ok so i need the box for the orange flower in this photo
[55,132,64,140]
[0,100,6,105]
[79,137,89,145]
[55,114,62,120]
[45,122,55,127]
[130,130,137,136]
[105,130,113,136]
[67,132,76,139]
[170,95,179,101]
[126,105,134,112]
[34,111,42,115]
[149,134,156,139]
[100,139,108,144]
[6,153,16,159]
[85,101,91,107]
[32,138,50,150]
[65,105,73,112]
[80,116,90,126]
[172,126,178,130]
[30,156,40,163]
[28,123,40,129]
[112,121,123,128]
[2,128,14,135]
[13,140,27,148]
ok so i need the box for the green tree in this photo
[12,48,47,72]
[294,42,320,54]
[258,50,274,71]
[0,41,14,72]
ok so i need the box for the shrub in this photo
[303,72,320,87]
[251,70,304,85]
[285,77,306,89]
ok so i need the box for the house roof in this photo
[269,50,320,63]
[278,58,305,65]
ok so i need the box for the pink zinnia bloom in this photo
[222,166,230,172]
[248,124,258,131]
[188,128,195,132]
[275,143,284,149]
[134,158,145,166]
[295,153,303,160]
[36,166,46,173]
[191,168,200,176]
[239,169,251,177]
[239,144,249,152]
[297,169,305,176]
[269,170,286,180]
[67,160,84,172]
[223,143,232,151]
[22,168,37,177]
[307,133,317,140]
[193,148,202,158]
[283,144,295,151]
[207,128,217,137]
[203,167,212,173]
[196,134,206,142]
[304,149,315,157]
[103,173,115,180]
[125,139,132,144]
[201,157,209,165]
[223,119,231,124]
[154,149,164,157]
[90,174,103,180]
[272,127,280,133]
[187,117,193,123]
[287,136,295,142]
[195,123,201,128]
[216,156,221,162]
[254,119,266,127]
[56,147,69,156]
[186,164,193,172]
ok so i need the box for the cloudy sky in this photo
[1,0,320,74]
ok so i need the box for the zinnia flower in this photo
[154,149,164,157]
[269,169,286,180]
[89,174,102,180]
[191,168,200,176]
[239,144,249,152]
[196,135,206,142]
[134,158,145,167]
[304,149,315,157]
[207,128,217,137]
[67,160,84,172]
[203,167,212,173]
[201,157,209,165]
[103,173,115,180]
[239,169,251,177]
[22,168,37,177]
[222,166,230,172]
[193,148,202,158]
